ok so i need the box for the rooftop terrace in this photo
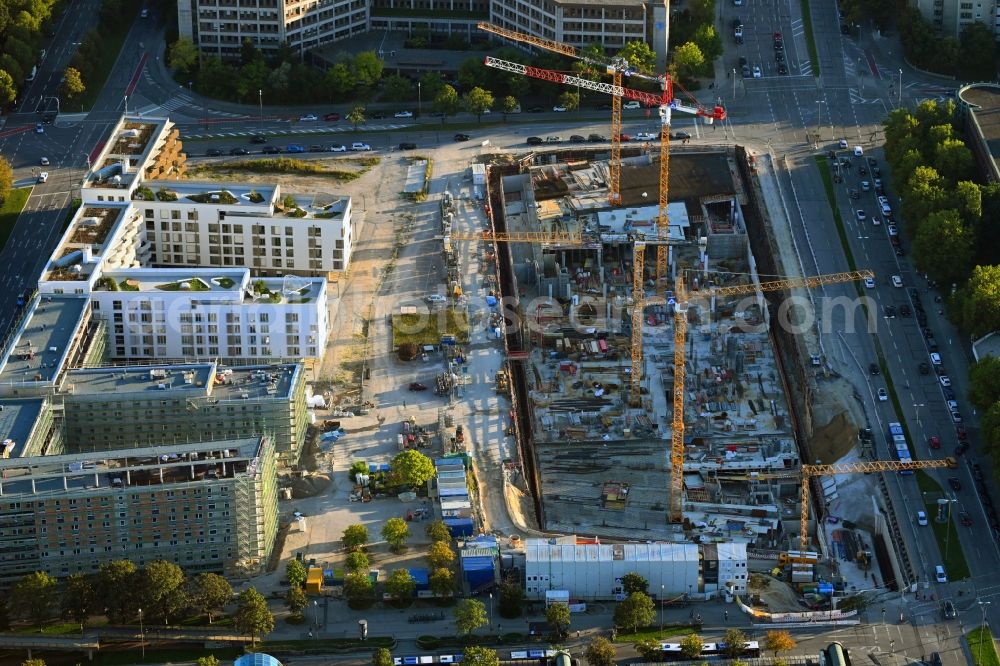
[85,118,175,190]
[0,296,90,391]
[94,269,321,304]
[142,180,277,208]
[44,206,129,282]
[61,362,300,402]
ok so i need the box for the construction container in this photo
[305,567,324,594]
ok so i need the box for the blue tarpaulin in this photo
[408,567,430,590]
[444,518,475,537]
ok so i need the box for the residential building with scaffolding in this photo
[0,436,277,585]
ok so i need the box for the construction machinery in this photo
[798,457,956,547]
[662,269,876,523]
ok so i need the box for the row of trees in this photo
[968,356,1000,461]
[0,0,58,106]
[898,10,995,81]
[882,100,1000,336]
[0,155,13,205]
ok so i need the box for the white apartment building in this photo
[32,115,342,363]
[909,0,999,40]
[178,0,369,59]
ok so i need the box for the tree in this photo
[285,585,307,615]
[620,572,649,596]
[934,138,974,183]
[764,630,796,658]
[60,574,95,630]
[464,86,494,121]
[0,70,15,107]
[348,105,366,130]
[385,569,416,602]
[352,51,384,88]
[233,587,274,646]
[373,647,394,666]
[722,628,748,658]
[454,598,488,635]
[498,575,525,618]
[679,633,704,659]
[958,264,1000,337]
[635,638,665,661]
[392,449,436,487]
[429,567,455,597]
[546,602,571,638]
[981,402,1000,458]
[460,647,499,666]
[190,573,232,624]
[912,208,975,287]
[428,540,456,569]
[672,42,705,79]
[286,559,308,587]
[432,84,462,118]
[613,592,655,632]
[343,523,369,551]
[168,38,198,75]
[971,357,1000,411]
[138,560,187,624]
[382,517,410,552]
[584,636,617,666]
[346,550,370,573]
[382,74,414,103]
[557,90,580,111]
[21,660,46,666]
[692,24,723,61]
[344,571,375,607]
[620,40,657,73]
[11,571,57,625]
[197,657,220,666]
[501,95,520,120]
[458,57,488,91]
[325,62,355,98]
[97,560,138,624]
[958,22,997,82]
[60,67,84,101]
[426,520,451,543]
[951,180,983,222]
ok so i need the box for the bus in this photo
[659,641,761,661]
[888,422,904,437]
[893,444,915,475]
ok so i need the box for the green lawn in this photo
[0,187,31,252]
[614,624,694,643]
[392,308,470,347]
[76,4,141,112]
[799,0,821,77]
[969,626,1000,666]
[926,501,971,580]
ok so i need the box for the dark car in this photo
[251,135,268,144]
[948,477,962,491]
[588,134,607,142]
[324,112,340,121]
[569,135,586,143]
[738,56,748,68]
[526,136,544,145]
[454,133,471,141]
[528,106,545,113]
[869,363,880,375]
[262,146,281,154]
[957,425,968,440]
[900,304,911,316]
[309,144,325,152]
[960,511,973,526]
[370,112,386,119]
[672,131,691,140]
[229,147,250,156]
[944,387,956,400]
[956,442,970,456]
[840,23,850,34]
[399,142,417,150]
[867,157,877,167]
[918,362,930,375]
[774,40,784,51]
[206,148,222,156]
[408,382,427,391]
[741,65,752,78]
[775,51,785,62]
[943,601,957,619]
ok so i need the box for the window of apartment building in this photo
[336,240,343,249]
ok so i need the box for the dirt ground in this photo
[809,376,867,463]
[184,156,378,189]
[748,572,805,613]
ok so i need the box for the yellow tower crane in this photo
[799,458,956,547]
[662,269,875,523]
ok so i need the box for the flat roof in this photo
[960,84,1000,178]
[144,180,277,208]
[86,117,172,189]
[0,399,45,458]
[0,296,89,389]
[0,436,266,498]
[524,539,700,562]
[62,362,300,402]
[98,268,249,294]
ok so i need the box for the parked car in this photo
[948,477,962,491]
[546,136,562,143]
[527,136,544,145]
[298,114,318,122]
[328,144,347,152]
[408,382,428,391]
[623,101,641,109]
[230,147,250,156]
[206,148,222,156]
[350,142,372,151]
[398,142,417,150]
[424,294,448,303]
[588,134,607,142]
[39,157,49,166]
[323,112,341,121]
[286,144,306,153]
[929,436,940,449]
[877,388,888,401]
[569,135,586,143]
[394,111,413,118]
[36,172,48,183]
[309,144,325,152]
[552,105,568,112]
[262,146,281,154]
[251,135,268,144]
[453,133,471,141]
[672,131,691,140]
[635,132,657,141]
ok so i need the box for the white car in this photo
[552,106,567,112]
[930,352,942,365]
[861,180,870,191]
[298,114,318,122]
[940,375,952,387]
[871,216,881,226]
[424,294,448,303]
[623,101,641,109]
[36,172,48,183]
[839,139,849,149]
[854,146,864,156]
[917,511,928,526]
[935,565,948,583]
[328,145,347,152]
[635,132,657,141]
[877,388,888,401]
[891,275,903,288]
[864,277,875,289]
[856,210,867,221]
[394,111,414,118]
[350,142,371,151]
[752,65,762,78]
[887,225,899,236]
[39,157,49,166]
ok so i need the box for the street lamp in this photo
[732,69,737,99]
[979,600,992,664]
[258,89,263,136]
[418,82,422,118]
[898,69,903,108]
[815,99,824,132]
[138,607,145,659]
[881,606,886,624]
[313,600,319,630]
[660,584,665,630]
[488,592,494,634]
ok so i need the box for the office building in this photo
[0,436,278,584]
[909,0,998,40]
